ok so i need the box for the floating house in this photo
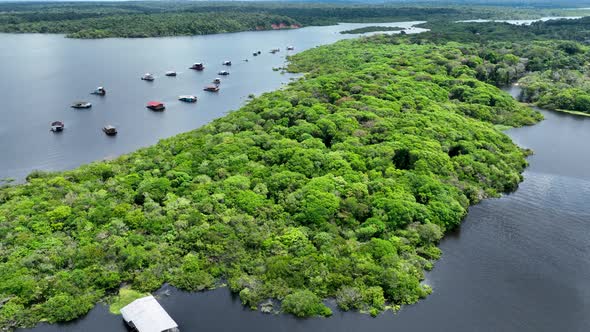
[103,125,117,136]
[50,121,64,132]
[141,73,155,81]
[203,85,220,92]
[120,295,179,332]
[190,63,204,70]
[147,101,166,111]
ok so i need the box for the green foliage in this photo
[0,29,541,329]
[109,287,149,315]
[282,290,332,317]
[0,2,583,39]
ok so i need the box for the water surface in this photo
[0,21,425,181]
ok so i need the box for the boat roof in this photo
[120,296,178,332]
[147,101,164,106]
[104,125,115,129]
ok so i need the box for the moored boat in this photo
[222,60,232,66]
[50,121,64,132]
[204,85,220,92]
[71,101,92,109]
[91,87,106,96]
[146,101,165,111]
[218,70,230,76]
[213,78,221,84]
[141,73,155,81]
[103,125,117,135]
[178,95,197,103]
[270,48,280,54]
[190,63,205,70]
[165,71,177,77]
[287,45,295,51]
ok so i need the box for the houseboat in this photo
[146,101,165,111]
[103,125,117,136]
[218,70,230,76]
[71,101,92,109]
[222,60,232,66]
[141,73,155,81]
[178,95,197,103]
[204,85,220,92]
[287,45,295,51]
[213,78,221,84]
[165,71,177,77]
[120,296,179,332]
[91,87,106,96]
[189,63,205,70]
[50,121,64,132]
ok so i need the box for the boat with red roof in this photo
[146,101,165,111]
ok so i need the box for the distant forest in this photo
[0,1,586,38]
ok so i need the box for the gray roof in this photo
[120,295,178,332]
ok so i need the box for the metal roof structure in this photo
[120,295,179,332]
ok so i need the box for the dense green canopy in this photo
[0,33,541,330]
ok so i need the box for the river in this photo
[0,21,426,182]
[7,20,590,332]
[17,68,590,332]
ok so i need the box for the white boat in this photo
[141,73,155,81]
[218,70,230,76]
[178,95,198,103]
[213,78,221,84]
[91,86,106,95]
[71,101,92,109]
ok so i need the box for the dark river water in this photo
[0,21,425,182]
[7,25,590,332]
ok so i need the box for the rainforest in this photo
[2,6,590,332]
[0,1,585,38]
[0,26,548,329]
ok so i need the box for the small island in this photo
[340,26,405,34]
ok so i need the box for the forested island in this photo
[3,5,590,331]
[340,26,404,34]
[0,1,586,38]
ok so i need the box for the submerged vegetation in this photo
[0,27,544,329]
